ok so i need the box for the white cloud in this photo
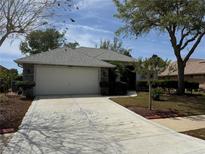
[0,38,22,57]
[65,24,114,47]
[0,37,23,71]
[69,24,113,34]
[68,33,97,47]
[76,0,112,10]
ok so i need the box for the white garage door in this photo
[34,65,100,95]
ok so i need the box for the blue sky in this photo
[0,0,204,72]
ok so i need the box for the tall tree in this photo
[20,29,65,55]
[0,0,75,47]
[99,37,132,57]
[114,0,205,94]
[65,42,79,49]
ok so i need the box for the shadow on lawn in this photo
[3,111,123,154]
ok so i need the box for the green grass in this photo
[111,92,205,117]
[182,128,205,140]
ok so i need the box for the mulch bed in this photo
[0,94,32,134]
[126,106,184,119]
[182,128,205,140]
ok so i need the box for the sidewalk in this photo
[152,115,205,132]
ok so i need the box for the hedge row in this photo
[136,80,199,91]
[15,81,36,89]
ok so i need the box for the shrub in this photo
[0,79,6,93]
[152,88,163,100]
[185,81,199,93]
[136,80,149,91]
[137,80,199,92]
[16,81,35,89]
[152,80,178,89]
[16,81,35,98]
[0,69,19,92]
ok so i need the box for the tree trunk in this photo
[177,60,185,95]
[148,79,152,110]
[0,33,9,47]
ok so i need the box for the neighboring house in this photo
[15,47,136,96]
[0,65,8,72]
[160,58,205,90]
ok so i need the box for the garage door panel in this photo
[34,65,100,95]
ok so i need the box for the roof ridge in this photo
[93,51,107,59]
[75,48,114,66]
[79,47,136,61]
[78,47,107,59]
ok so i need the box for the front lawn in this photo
[182,128,205,140]
[0,94,32,133]
[110,92,205,119]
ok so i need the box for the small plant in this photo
[152,88,163,101]
[16,81,35,98]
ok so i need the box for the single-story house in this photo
[15,47,136,96]
[160,58,205,90]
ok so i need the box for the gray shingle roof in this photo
[15,47,136,68]
[76,47,136,62]
[160,58,205,76]
[15,47,115,68]
[0,65,8,71]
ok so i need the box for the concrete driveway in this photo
[3,96,205,154]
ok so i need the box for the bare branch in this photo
[180,32,200,50]
[178,27,190,47]
[184,32,205,63]
[0,0,74,46]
